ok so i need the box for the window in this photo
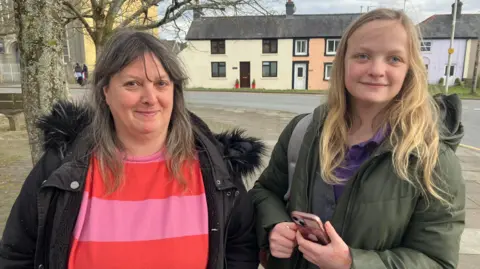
[211,62,226,77]
[421,41,431,52]
[326,39,340,55]
[211,40,225,54]
[263,39,278,54]
[294,39,308,56]
[0,40,4,54]
[444,65,455,76]
[324,63,333,80]
[262,61,277,77]
[297,67,304,77]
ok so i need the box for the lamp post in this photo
[445,0,459,94]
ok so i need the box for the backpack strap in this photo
[285,113,313,201]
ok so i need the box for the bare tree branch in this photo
[245,0,270,15]
[62,1,94,39]
[119,0,163,28]
[90,0,99,10]
[105,0,127,30]
[133,0,246,31]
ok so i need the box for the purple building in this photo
[419,1,480,86]
[420,39,467,86]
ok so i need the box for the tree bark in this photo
[13,0,69,165]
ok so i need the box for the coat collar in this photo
[37,100,266,191]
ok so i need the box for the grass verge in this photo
[186,86,480,99]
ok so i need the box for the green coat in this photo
[250,95,466,269]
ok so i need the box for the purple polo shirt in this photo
[333,129,386,201]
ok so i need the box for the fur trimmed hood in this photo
[36,101,266,178]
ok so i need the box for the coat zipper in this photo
[223,192,238,269]
[197,137,237,269]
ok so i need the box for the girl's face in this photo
[344,20,410,107]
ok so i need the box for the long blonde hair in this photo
[320,8,446,203]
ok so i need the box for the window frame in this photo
[211,62,226,77]
[262,39,278,54]
[294,39,309,56]
[420,41,432,52]
[262,61,278,77]
[325,39,340,56]
[444,65,455,77]
[211,40,226,54]
[323,63,333,81]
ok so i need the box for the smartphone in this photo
[291,211,330,245]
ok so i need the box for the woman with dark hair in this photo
[0,30,264,269]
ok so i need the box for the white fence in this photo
[0,63,21,83]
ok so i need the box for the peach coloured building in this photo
[292,38,337,90]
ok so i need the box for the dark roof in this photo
[159,40,187,54]
[419,14,480,39]
[185,14,361,40]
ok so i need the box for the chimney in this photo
[286,0,296,16]
[452,0,463,18]
[193,0,201,20]
[193,8,201,19]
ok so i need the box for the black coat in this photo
[0,101,265,269]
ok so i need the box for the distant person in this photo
[250,8,465,269]
[74,62,83,86]
[0,30,263,269]
[82,64,88,84]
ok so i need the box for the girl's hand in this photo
[296,221,352,269]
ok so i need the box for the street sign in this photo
[448,48,455,54]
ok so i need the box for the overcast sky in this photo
[158,0,480,40]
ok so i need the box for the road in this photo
[1,88,479,149]
[183,92,480,149]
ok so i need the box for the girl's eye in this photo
[356,54,369,60]
[390,56,402,63]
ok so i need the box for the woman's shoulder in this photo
[36,100,92,159]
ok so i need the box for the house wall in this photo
[291,38,334,90]
[66,21,86,66]
[422,39,466,85]
[179,39,292,89]
[465,39,479,79]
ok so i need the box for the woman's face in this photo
[344,20,410,107]
[104,52,174,140]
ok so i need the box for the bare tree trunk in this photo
[14,0,69,165]
[95,41,104,60]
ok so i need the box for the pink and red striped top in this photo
[68,151,209,269]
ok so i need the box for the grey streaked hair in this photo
[87,29,195,193]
